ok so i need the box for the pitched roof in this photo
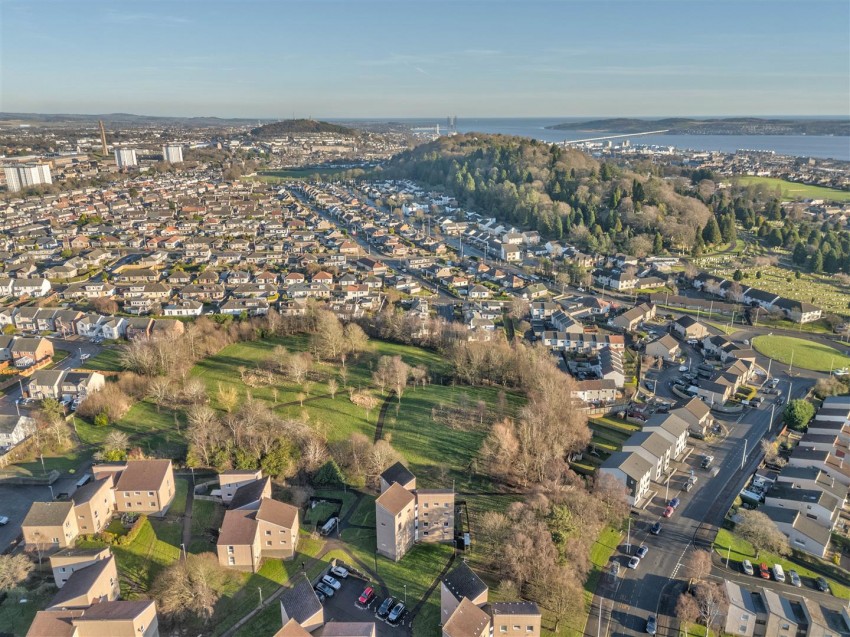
[48,555,115,609]
[23,501,73,527]
[380,461,415,487]
[113,459,171,492]
[274,618,313,637]
[375,482,415,516]
[442,561,488,601]
[318,623,377,637]
[218,508,258,546]
[443,597,491,637]
[231,477,271,510]
[486,601,542,616]
[256,498,298,529]
[72,599,155,622]
[71,476,111,505]
[279,573,323,625]
[25,610,82,637]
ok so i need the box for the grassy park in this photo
[734,176,850,203]
[752,335,850,372]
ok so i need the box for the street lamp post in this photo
[180,543,186,560]
[626,516,631,554]
[742,438,747,470]
[726,543,732,568]
[404,584,407,603]
[40,454,46,476]
[788,349,795,374]
[258,586,263,606]
[48,484,54,500]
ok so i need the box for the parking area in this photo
[0,473,86,552]
[318,572,410,637]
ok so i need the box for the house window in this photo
[513,626,520,631]
[423,503,429,508]
[148,491,154,496]
[228,546,234,554]
[267,541,272,546]
[228,556,235,565]
[149,501,156,507]
[500,627,507,633]
[134,491,140,495]
[527,627,533,633]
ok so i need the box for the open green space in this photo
[191,335,518,493]
[189,499,225,554]
[0,582,54,637]
[714,528,850,599]
[83,347,124,372]
[752,335,850,372]
[734,176,850,202]
[575,527,623,637]
[76,401,187,458]
[1,445,90,477]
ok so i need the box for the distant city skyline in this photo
[1,0,848,119]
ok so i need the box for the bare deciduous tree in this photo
[686,549,713,584]
[694,581,728,636]
[327,378,338,400]
[735,509,790,558]
[153,553,234,624]
[217,382,237,413]
[0,554,33,591]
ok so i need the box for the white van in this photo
[772,564,785,583]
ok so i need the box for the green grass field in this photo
[83,347,124,372]
[735,176,850,202]
[76,401,187,458]
[714,528,849,599]
[752,335,850,372]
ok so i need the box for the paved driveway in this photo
[319,574,410,637]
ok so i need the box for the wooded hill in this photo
[379,133,712,256]
[250,119,355,137]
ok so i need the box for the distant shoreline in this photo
[546,117,849,137]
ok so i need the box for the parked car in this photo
[636,545,649,559]
[628,556,641,569]
[321,574,342,590]
[358,586,375,606]
[387,602,406,625]
[330,565,349,579]
[701,455,714,469]
[645,615,657,635]
[742,560,754,576]
[377,597,396,618]
[759,563,770,579]
[315,582,335,597]
[817,577,831,593]
[668,498,680,509]
[789,570,802,587]
[772,564,785,583]
[611,561,620,576]
[0,516,8,526]
[650,522,662,535]
[663,505,674,518]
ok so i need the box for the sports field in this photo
[735,176,850,202]
[752,335,850,372]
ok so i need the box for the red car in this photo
[358,586,375,606]
[759,563,770,579]
[663,505,674,518]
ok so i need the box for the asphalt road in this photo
[589,332,818,637]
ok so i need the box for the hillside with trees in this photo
[380,133,712,255]
[250,118,355,137]
[548,117,850,136]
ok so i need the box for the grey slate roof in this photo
[442,560,488,601]
[380,461,415,487]
[279,573,323,624]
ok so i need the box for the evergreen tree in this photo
[766,227,783,247]
[809,250,824,273]
[792,242,808,265]
[702,216,722,245]
[733,269,743,282]
[720,214,737,244]
[653,232,664,254]
[632,179,645,204]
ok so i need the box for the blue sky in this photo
[1,0,848,118]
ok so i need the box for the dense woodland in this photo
[380,134,850,273]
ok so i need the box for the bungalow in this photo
[645,334,680,361]
[670,316,709,341]
[610,303,656,332]
[163,299,203,317]
[572,379,618,404]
